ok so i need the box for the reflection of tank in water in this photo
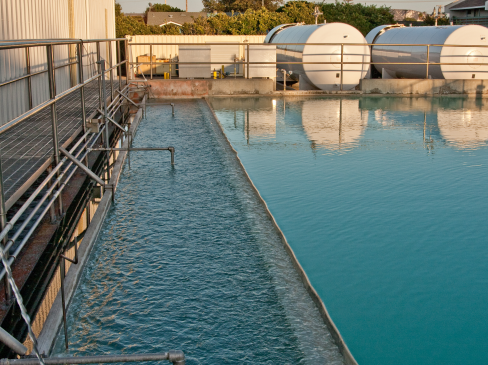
[301,99,367,149]
[211,97,277,138]
[437,108,488,148]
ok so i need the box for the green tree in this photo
[424,14,450,25]
[202,0,283,12]
[146,3,184,13]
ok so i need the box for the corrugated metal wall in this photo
[128,35,266,77]
[0,0,116,127]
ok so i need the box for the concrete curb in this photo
[204,97,358,365]
[37,104,145,355]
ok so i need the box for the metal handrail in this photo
[127,41,488,85]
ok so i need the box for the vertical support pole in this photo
[25,47,32,110]
[0,158,11,303]
[96,42,102,111]
[77,43,88,165]
[171,103,175,116]
[340,43,344,91]
[59,258,68,350]
[46,45,63,218]
[150,45,153,80]
[282,70,286,91]
[125,39,130,84]
[339,98,343,144]
[426,45,430,79]
[99,61,111,181]
[109,41,114,101]
[246,43,250,79]
[117,40,122,91]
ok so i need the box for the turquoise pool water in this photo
[53,100,343,364]
[211,96,488,365]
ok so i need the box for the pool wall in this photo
[36,101,146,355]
[204,98,358,365]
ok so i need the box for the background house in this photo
[446,0,488,25]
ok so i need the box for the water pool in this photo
[211,96,488,365]
[53,99,343,364]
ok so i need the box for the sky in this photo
[117,0,454,15]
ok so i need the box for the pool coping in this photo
[204,97,358,365]
[36,99,146,355]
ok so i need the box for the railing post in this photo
[77,43,88,165]
[96,41,102,110]
[59,257,68,350]
[246,43,250,79]
[117,40,122,91]
[46,45,63,218]
[99,61,111,181]
[108,41,114,101]
[125,39,130,83]
[150,45,153,80]
[426,45,430,79]
[0,158,12,303]
[25,47,32,110]
[340,43,344,91]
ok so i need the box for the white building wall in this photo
[0,0,116,127]
[128,35,266,77]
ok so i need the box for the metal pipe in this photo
[0,327,27,356]
[59,147,106,187]
[125,39,130,83]
[108,41,114,100]
[90,147,175,165]
[171,103,175,116]
[46,45,63,218]
[0,157,11,302]
[340,43,343,91]
[96,42,102,111]
[0,351,185,365]
[25,47,32,109]
[2,131,93,254]
[59,258,68,350]
[116,89,139,108]
[0,132,102,280]
[246,43,250,79]
[117,40,122,91]
[99,61,111,180]
[96,108,126,132]
[150,45,153,80]
[426,45,430,79]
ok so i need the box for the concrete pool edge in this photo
[36,103,145,355]
[204,97,358,365]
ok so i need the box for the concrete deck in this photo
[360,79,488,96]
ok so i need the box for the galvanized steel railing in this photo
[0,38,133,362]
[127,41,488,91]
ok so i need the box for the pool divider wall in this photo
[204,97,358,365]
[36,98,146,355]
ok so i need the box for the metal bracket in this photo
[86,119,101,133]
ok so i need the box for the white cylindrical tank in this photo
[366,24,488,79]
[264,23,370,91]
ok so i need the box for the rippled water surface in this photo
[53,99,344,364]
[211,96,488,365]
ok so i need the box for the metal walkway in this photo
[0,81,116,209]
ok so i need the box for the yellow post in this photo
[213,69,217,79]
[221,65,224,79]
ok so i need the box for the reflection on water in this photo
[213,96,488,152]
[438,108,488,148]
[212,95,488,365]
[302,99,368,150]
